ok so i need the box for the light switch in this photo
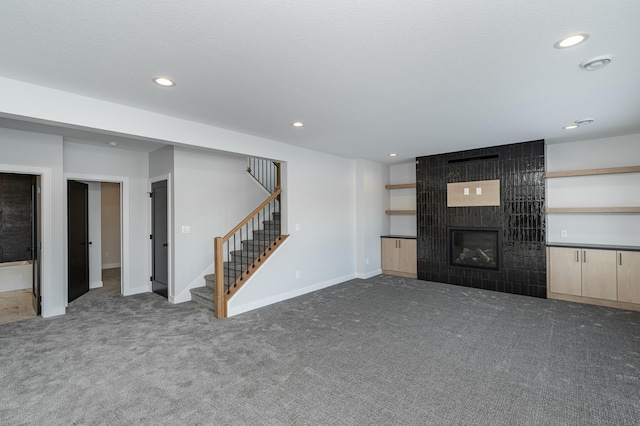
[463,188,470,195]
[181,225,190,234]
[476,187,482,195]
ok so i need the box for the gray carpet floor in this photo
[1,273,639,425]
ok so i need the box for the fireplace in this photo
[449,227,500,271]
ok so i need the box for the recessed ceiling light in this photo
[291,122,304,127]
[153,76,175,87]
[108,141,119,146]
[563,124,579,130]
[554,33,589,49]
[389,153,397,157]
[580,56,612,71]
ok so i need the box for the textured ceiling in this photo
[1,0,639,163]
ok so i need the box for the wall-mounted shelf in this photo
[547,207,640,214]
[385,210,416,215]
[385,181,416,216]
[385,183,417,189]
[545,165,640,178]
[546,165,640,214]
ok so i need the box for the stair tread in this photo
[190,286,214,301]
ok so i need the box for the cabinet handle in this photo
[398,240,401,249]
[583,250,586,263]
[576,250,579,262]
[619,253,622,266]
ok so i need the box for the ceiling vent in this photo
[580,55,612,71]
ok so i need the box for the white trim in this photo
[228,273,357,317]
[89,280,103,289]
[64,173,130,299]
[148,173,173,299]
[356,269,382,279]
[0,164,53,317]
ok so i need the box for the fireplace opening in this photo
[449,227,500,271]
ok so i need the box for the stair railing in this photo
[247,157,280,194]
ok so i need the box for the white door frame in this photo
[148,173,173,301]
[64,173,130,301]
[0,164,53,317]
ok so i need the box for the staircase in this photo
[190,212,281,314]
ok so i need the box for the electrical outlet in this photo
[295,223,301,232]
[182,225,190,234]
[561,230,568,238]
[366,258,370,265]
[295,271,300,279]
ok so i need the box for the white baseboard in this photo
[227,272,358,317]
[42,306,65,318]
[102,263,121,269]
[123,286,149,296]
[90,280,103,289]
[356,269,382,279]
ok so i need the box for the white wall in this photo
[171,147,267,303]
[149,145,174,179]
[86,182,102,288]
[101,182,121,268]
[355,159,389,278]
[0,127,65,317]
[0,77,362,317]
[389,161,417,236]
[63,141,150,295]
[228,154,357,315]
[546,134,640,246]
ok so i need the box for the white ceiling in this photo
[1,1,639,163]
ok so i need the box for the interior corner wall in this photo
[63,141,149,295]
[0,127,65,317]
[389,161,417,236]
[171,147,268,302]
[546,133,640,246]
[149,145,174,179]
[355,159,389,278]
[101,182,121,268]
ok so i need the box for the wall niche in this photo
[416,140,546,298]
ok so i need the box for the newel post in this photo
[214,237,226,318]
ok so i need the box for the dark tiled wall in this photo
[416,140,546,298]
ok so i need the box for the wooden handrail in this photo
[222,188,282,242]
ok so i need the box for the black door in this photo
[68,180,89,302]
[32,176,41,314]
[151,180,168,298]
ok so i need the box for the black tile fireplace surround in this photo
[416,140,546,298]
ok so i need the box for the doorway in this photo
[0,172,40,324]
[65,174,126,305]
[151,179,168,298]
[67,180,89,302]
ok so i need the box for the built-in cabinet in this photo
[381,236,417,278]
[547,245,640,311]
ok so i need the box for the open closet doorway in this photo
[66,177,125,305]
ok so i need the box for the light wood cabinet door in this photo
[617,251,640,304]
[397,239,417,275]
[381,238,399,271]
[581,249,617,301]
[549,247,582,296]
